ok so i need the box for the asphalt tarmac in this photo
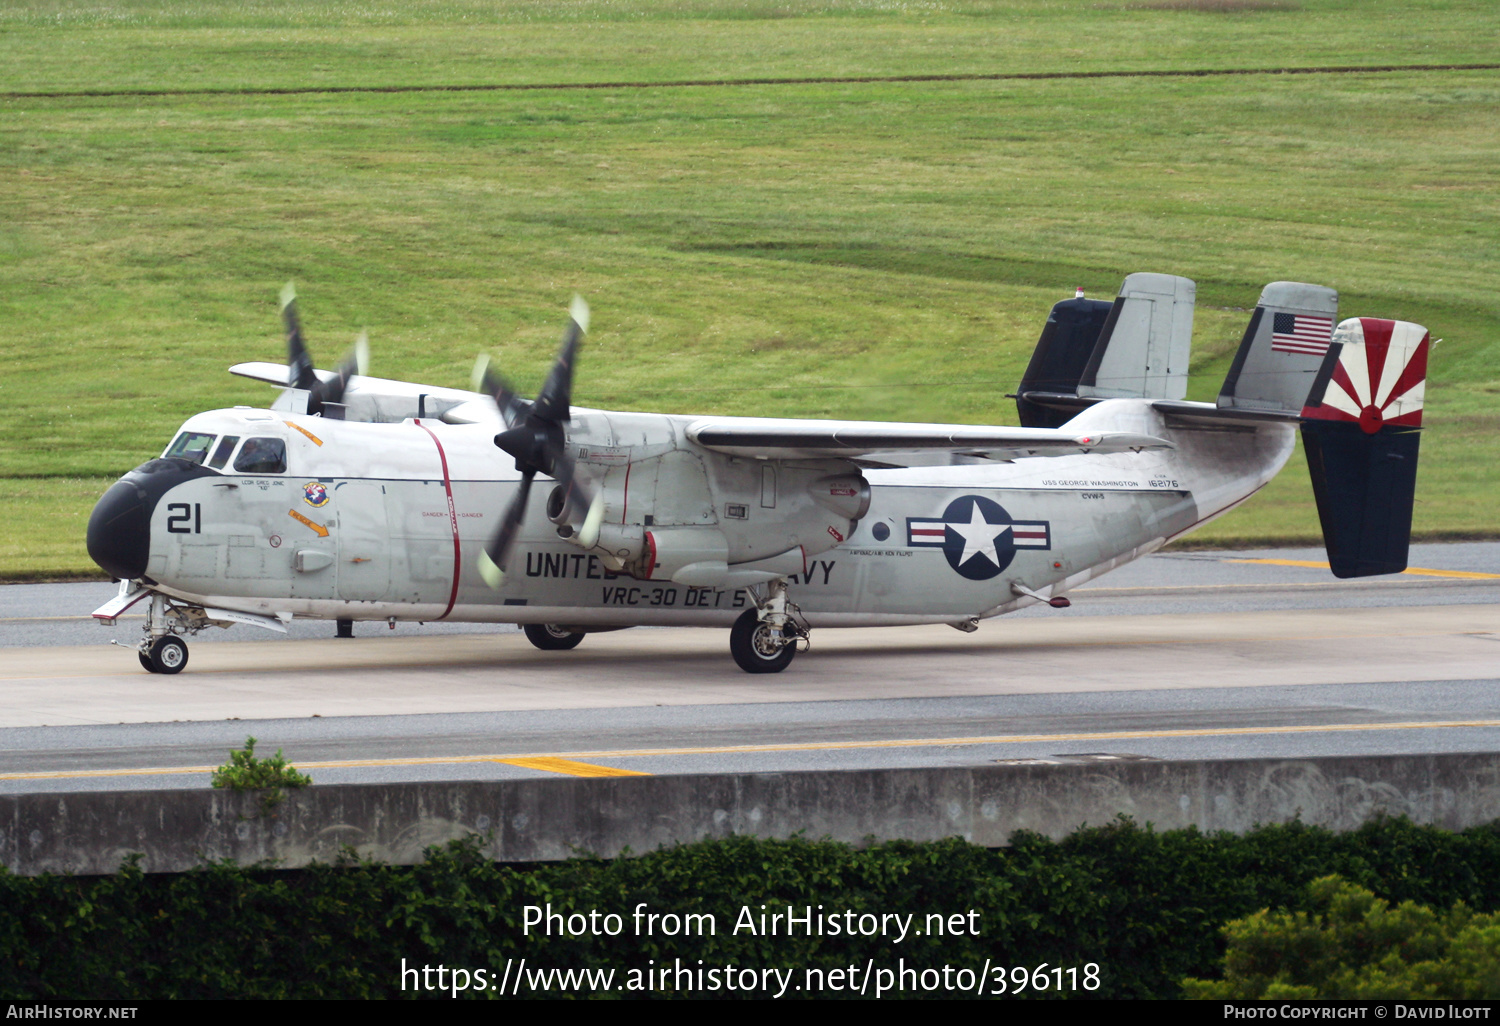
[1,543,1495,794]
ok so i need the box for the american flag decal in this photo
[1271,312,1335,357]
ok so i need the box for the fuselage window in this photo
[164,431,216,465]
[234,437,287,474]
[207,435,241,470]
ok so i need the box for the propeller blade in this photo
[478,470,534,589]
[316,331,370,408]
[578,490,606,549]
[281,282,319,392]
[532,295,588,423]
[472,354,531,427]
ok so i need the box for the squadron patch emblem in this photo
[302,481,330,508]
[906,495,1050,580]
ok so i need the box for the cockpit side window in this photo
[207,435,240,470]
[165,431,216,465]
[233,437,287,474]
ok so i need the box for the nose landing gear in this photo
[133,592,200,674]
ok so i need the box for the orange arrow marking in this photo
[283,421,324,446]
[287,509,329,537]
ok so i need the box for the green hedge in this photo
[1185,876,1500,999]
[5,817,1500,999]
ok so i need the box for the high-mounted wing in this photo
[686,417,1172,464]
[229,362,498,424]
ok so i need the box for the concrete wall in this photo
[7,752,1500,876]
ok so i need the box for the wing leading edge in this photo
[687,417,1172,464]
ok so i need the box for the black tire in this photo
[730,609,797,674]
[148,635,189,674]
[138,650,155,673]
[336,619,354,639]
[523,623,585,651]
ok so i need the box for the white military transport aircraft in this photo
[86,275,1428,674]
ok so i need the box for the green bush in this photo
[1184,876,1500,999]
[209,736,312,814]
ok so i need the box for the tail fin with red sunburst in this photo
[1299,317,1429,578]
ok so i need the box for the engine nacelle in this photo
[638,526,729,585]
[808,474,871,521]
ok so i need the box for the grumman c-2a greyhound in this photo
[86,274,1428,674]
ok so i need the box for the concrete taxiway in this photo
[1,543,1496,794]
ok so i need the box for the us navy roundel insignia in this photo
[906,496,1051,580]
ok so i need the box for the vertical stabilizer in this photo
[1077,272,1195,401]
[1218,281,1338,414]
[1300,317,1428,578]
[1014,294,1114,428]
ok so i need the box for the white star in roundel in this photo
[948,501,1011,569]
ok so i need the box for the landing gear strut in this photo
[730,578,808,674]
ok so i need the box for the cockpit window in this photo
[207,435,240,470]
[165,431,216,465]
[233,437,287,474]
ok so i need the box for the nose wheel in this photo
[140,635,189,674]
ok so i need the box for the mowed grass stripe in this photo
[9,62,1498,100]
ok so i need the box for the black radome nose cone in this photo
[87,478,150,581]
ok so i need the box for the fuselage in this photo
[86,400,1294,629]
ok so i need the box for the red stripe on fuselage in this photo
[413,419,461,620]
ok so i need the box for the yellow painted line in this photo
[283,421,324,446]
[1229,558,1500,580]
[494,757,649,778]
[9,719,1500,783]
[286,508,329,538]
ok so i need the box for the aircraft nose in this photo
[87,478,151,581]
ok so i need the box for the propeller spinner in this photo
[280,282,369,417]
[476,296,605,588]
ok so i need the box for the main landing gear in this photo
[730,578,808,674]
[523,624,585,651]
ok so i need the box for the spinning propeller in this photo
[281,282,369,417]
[474,296,605,589]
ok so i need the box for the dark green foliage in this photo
[1184,876,1500,999]
[5,818,1500,999]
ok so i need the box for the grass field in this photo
[2,1,1496,578]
